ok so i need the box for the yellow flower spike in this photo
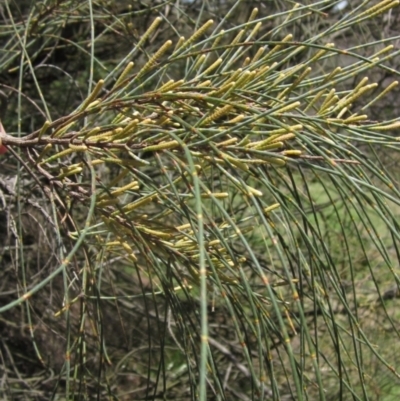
[227,114,245,124]
[292,66,312,86]
[251,47,265,64]
[174,36,185,52]
[112,120,140,140]
[69,144,88,151]
[343,114,368,124]
[173,241,195,250]
[272,101,301,114]
[354,77,369,92]
[252,141,284,151]
[197,80,212,88]
[176,225,191,233]
[96,198,120,207]
[40,148,76,165]
[270,133,296,143]
[83,127,102,139]
[333,84,378,113]
[233,70,253,89]
[246,186,263,197]
[158,79,175,91]
[120,193,159,213]
[221,153,249,172]
[139,118,155,126]
[251,134,295,150]
[192,54,207,72]
[105,181,139,198]
[156,114,172,126]
[308,43,335,64]
[362,81,398,111]
[53,121,76,138]
[336,107,349,119]
[136,40,173,80]
[253,64,270,80]
[319,95,339,114]
[91,159,105,166]
[264,33,293,59]
[120,241,137,262]
[57,167,83,180]
[160,79,184,92]
[87,100,101,110]
[216,137,238,147]
[277,66,312,100]
[274,64,303,84]
[207,239,221,247]
[356,0,398,20]
[103,241,120,248]
[284,2,301,22]
[371,121,400,131]
[263,203,280,214]
[237,135,251,146]
[327,118,347,124]
[113,61,135,89]
[211,30,224,49]
[256,62,278,80]
[268,125,302,136]
[247,8,259,23]
[257,155,286,166]
[202,58,223,76]
[61,163,83,171]
[136,17,162,49]
[139,226,173,239]
[209,81,235,97]
[89,129,120,142]
[318,89,336,111]
[282,149,302,156]
[120,119,140,136]
[304,89,325,113]
[223,68,243,86]
[201,192,229,199]
[79,79,104,111]
[142,140,180,152]
[181,19,214,50]
[322,66,342,85]
[372,45,394,58]
[247,22,262,41]
[112,107,136,124]
[200,105,233,126]
[230,29,245,46]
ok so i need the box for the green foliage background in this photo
[1,1,400,400]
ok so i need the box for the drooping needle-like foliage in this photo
[1,1,400,400]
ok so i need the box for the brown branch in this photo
[0,132,146,150]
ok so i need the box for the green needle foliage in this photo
[1,1,400,400]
